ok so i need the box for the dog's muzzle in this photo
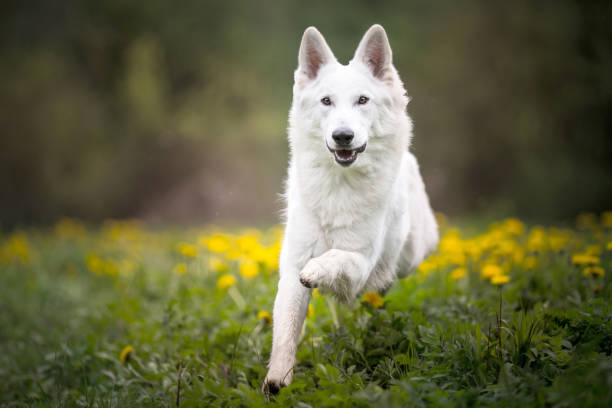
[326,143,367,167]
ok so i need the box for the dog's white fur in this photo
[264,25,439,392]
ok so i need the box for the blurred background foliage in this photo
[1,0,611,227]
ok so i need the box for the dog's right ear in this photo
[297,27,336,81]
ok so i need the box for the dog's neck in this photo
[289,132,405,230]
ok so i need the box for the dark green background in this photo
[1,0,611,226]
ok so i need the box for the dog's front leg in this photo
[299,249,370,302]
[264,271,310,394]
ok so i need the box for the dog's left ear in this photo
[353,24,393,81]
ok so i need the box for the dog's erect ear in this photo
[298,27,336,80]
[353,24,393,80]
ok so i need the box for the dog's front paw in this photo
[299,258,327,289]
[262,377,285,395]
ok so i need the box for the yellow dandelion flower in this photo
[526,227,547,252]
[177,243,198,258]
[240,262,259,279]
[606,241,612,251]
[217,274,237,290]
[491,274,510,285]
[502,218,525,236]
[173,263,187,275]
[571,253,600,265]
[258,311,272,325]
[582,266,605,277]
[362,292,384,308]
[450,267,467,281]
[312,288,320,297]
[119,345,134,363]
[307,304,314,318]
[480,264,503,279]
[202,234,232,253]
[585,245,602,256]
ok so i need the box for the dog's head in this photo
[290,24,410,168]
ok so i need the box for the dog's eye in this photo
[321,96,331,106]
[358,96,369,105]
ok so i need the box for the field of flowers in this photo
[1,214,611,407]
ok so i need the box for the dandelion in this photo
[239,261,259,279]
[571,253,600,265]
[258,311,272,325]
[480,264,503,279]
[120,345,134,363]
[526,227,547,252]
[312,288,320,297]
[177,243,198,258]
[501,218,525,236]
[607,241,612,251]
[307,304,314,318]
[582,266,605,277]
[202,234,232,253]
[362,292,384,308]
[217,274,237,290]
[491,274,510,285]
[450,267,467,280]
[1,234,30,264]
[173,263,187,275]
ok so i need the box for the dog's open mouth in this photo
[327,143,367,167]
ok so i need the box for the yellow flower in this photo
[217,274,237,290]
[450,267,467,281]
[607,241,612,251]
[239,261,259,279]
[119,345,134,363]
[526,227,547,252]
[177,243,198,258]
[501,218,525,236]
[258,311,272,325]
[362,292,384,308]
[173,263,187,275]
[571,253,600,265]
[585,245,602,255]
[312,288,320,297]
[202,234,232,253]
[307,304,314,318]
[491,274,510,285]
[1,234,30,264]
[480,264,503,279]
[86,254,118,276]
[583,266,605,277]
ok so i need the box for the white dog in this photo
[264,24,439,394]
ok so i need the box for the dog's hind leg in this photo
[264,271,311,394]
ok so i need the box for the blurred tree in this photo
[0,0,610,227]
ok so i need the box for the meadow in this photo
[1,214,611,407]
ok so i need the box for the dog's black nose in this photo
[332,128,354,146]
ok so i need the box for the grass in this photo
[0,216,611,407]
